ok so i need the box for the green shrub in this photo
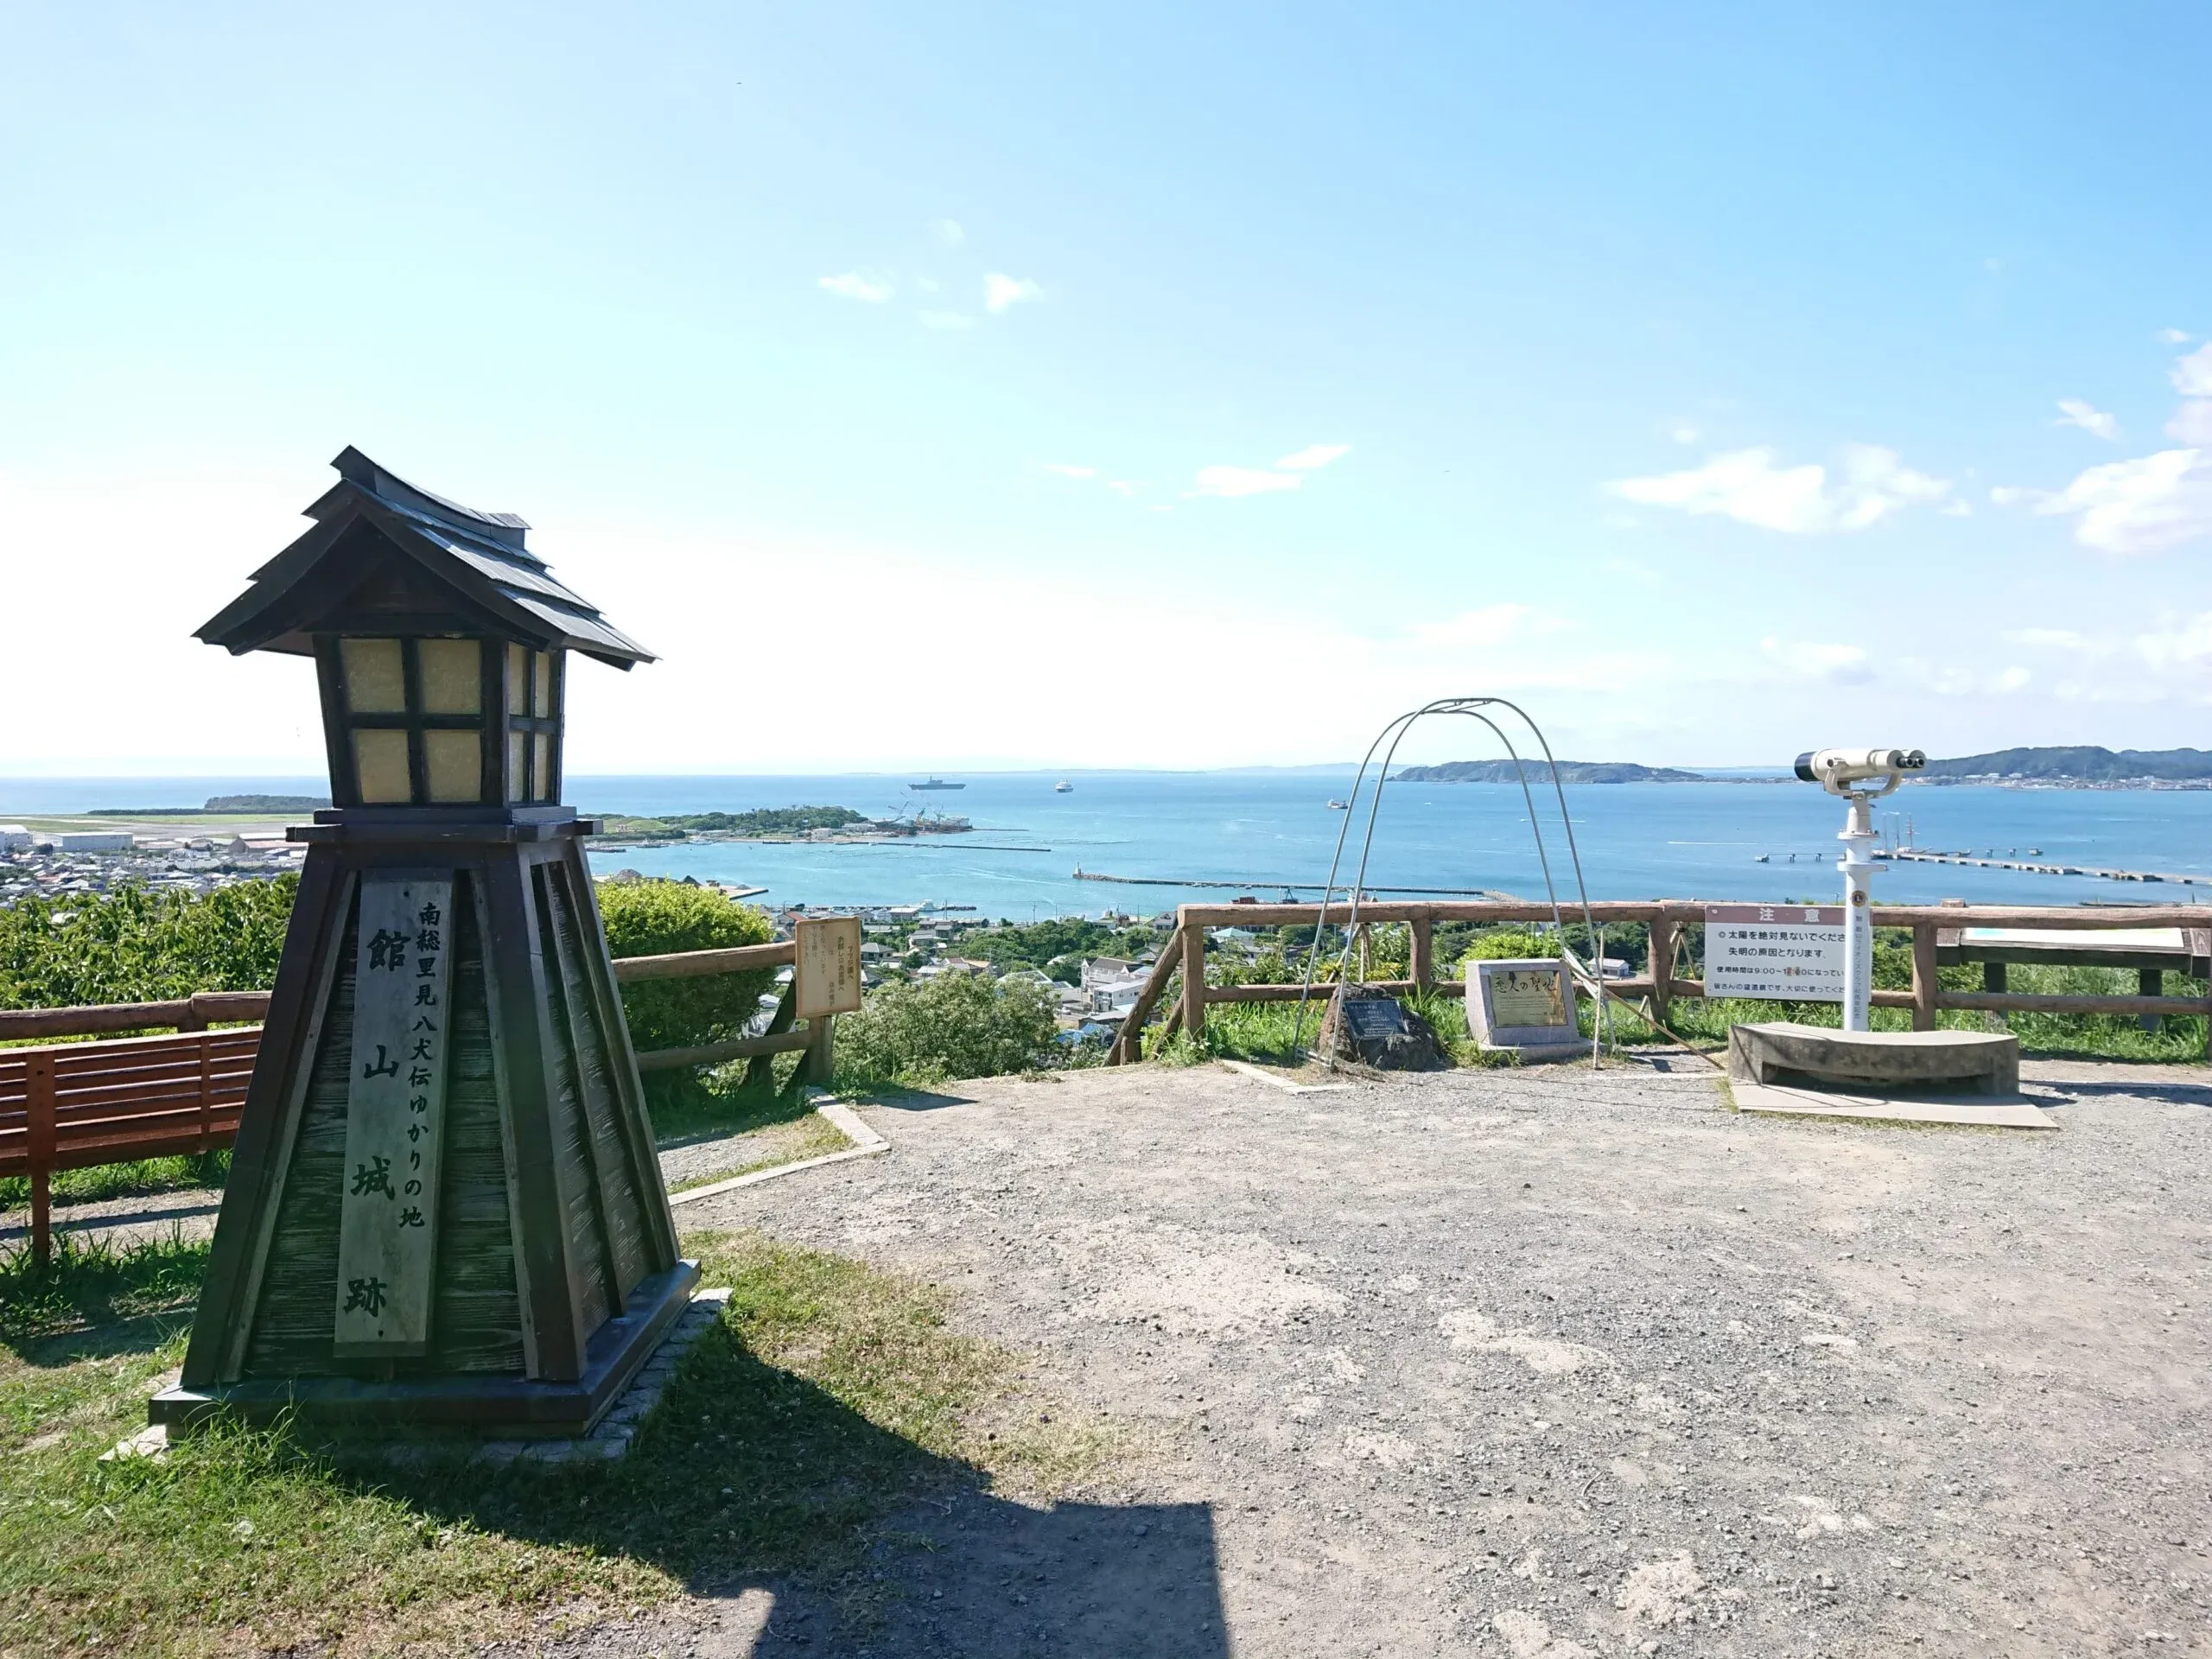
[0,878,296,1012]
[594,880,778,1054]
[835,973,1059,1087]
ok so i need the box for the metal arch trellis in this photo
[1288,697,1614,1068]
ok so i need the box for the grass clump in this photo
[0,1228,1131,1656]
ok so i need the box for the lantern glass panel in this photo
[507,644,530,716]
[353,729,411,804]
[418,639,481,715]
[532,734,553,802]
[531,652,552,718]
[507,731,527,803]
[341,639,406,714]
[423,730,482,803]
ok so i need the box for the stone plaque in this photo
[334,873,454,1358]
[1340,998,1408,1040]
[1466,957,1580,1052]
[795,914,863,1020]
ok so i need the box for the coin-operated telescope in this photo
[1795,747,1925,1030]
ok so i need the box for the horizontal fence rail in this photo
[1107,900,2212,1064]
[1,937,824,1260]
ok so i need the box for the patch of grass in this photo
[0,1228,1137,1656]
[665,1113,854,1192]
[0,1150,228,1213]
[645,1058,818,1148]
[0,1228,207,1356]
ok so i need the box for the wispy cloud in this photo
[984,273,1043,313]
[1662,420,1701,445]
[918,311,974,331]
[2027,449,2212,555]
[1041,463,1096,479]
[1274,443,1351,471]
[1408,603,1549,648]
[2055,398,2120,441]
[1606,445,1949,533]
[2172,343,2212,398]
[1762,636,1872,684]
[2159,327,2195,346]
[1189,465,1301,498]
[818,272,893,303]
[931,219,964,248]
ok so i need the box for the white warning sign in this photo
[1705,903,1845,1002]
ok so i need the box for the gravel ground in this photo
[614,1053,2212,1658]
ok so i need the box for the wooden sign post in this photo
[794,915,862,1083]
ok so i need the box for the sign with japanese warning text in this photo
[1704,903,1846,1001]
[334,873,454,1357]
[795,914,864,1020]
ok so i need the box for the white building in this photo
[0,825,30,853]
[56,832,133,853]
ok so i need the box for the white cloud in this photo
[2055,398,2120,441]
[918,311,974,331]
[2004,626,2085,649]
[1762,636,1872,684]
[2171,344,2212,398]
[1408,603,1541,648]
[1664,420,1701,445]
[1274,443,1351,471]
[984,273,1042,313]
[1188,465,1300,498]
[931,219,964,247]
[818,272,893,303]
[1606,444,1948,533]
[1107,480,1137,497]
[1604,556,1661,584]
[1041,463,1096,479]
[2158,327,2193,346]
[2031,448,2212,555]
[2165,401,2212,444]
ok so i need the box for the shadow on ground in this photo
[368,1314,1224,1656]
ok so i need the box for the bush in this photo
[0,878,297,1011]
[595,880,778,1054]
[835,973,1059,1087]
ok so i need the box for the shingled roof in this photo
[195,448,654,669]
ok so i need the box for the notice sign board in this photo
[795,915,863,1020]
[1705,904,1845,1001]
[334,872,454,1358]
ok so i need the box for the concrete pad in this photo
[1730,1020,2019,1094]
[1731,1078,2058,1128]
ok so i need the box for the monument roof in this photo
[194,447,654,668]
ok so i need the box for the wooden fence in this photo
[1,938,825,1262]
[1106,899,2212,1064]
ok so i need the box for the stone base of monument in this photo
[119,1286,730,1465]
[148,1259,702,1441]
[1726,1022,2055,1130]
[1325,988,1446,1071]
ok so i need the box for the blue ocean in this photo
[9,771,2208,918]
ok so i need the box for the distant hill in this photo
[1391,760,1710,784]
[1919,746,2212,782]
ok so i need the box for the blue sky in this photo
[3,3,2209,774]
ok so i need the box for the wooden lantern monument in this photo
[153,448,698,1438]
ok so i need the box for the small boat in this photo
[1326,799,1349,810]
[1054,780,1073,792]
[1756,854,1770,862]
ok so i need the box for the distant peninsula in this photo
[1916,746,2212,785]
[1390,760,1711,785]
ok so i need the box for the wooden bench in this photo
[1,1027,261,1262]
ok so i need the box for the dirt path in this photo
[642,1055,2212,1656]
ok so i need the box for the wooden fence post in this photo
[26,1051,55,1267]
[1649,914,1675,1027]
[804,1014,835,1084]
[1410,915,1434,994]
[1181,918,1209,1042]
[1910,921,1939,1032]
